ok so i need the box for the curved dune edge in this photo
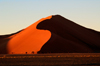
[36,15,100,53]
[7,16,52,54]
[1,15,100,54]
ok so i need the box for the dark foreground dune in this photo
[0,53,100,65]
[0,15,100,54]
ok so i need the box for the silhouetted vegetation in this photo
[32,51,34,54]
[26,52,27,54]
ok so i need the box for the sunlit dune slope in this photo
[0,16,52,54]
[0,15,100,54]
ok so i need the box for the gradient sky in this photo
[0,0,100,35]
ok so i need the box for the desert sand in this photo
[0,15,100,54]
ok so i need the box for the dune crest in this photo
[0,15,100,54]
[7,16,52,54]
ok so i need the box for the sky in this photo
[0,0,100,35]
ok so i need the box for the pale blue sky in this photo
[0,0,100,35]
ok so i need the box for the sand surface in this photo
[0,15,100,54]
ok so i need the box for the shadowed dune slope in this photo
[37,15,100,53]
[0,15,100,54]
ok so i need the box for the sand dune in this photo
[0,15,100,54]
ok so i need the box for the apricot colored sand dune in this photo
[0,16,52,54]
[0,15,100,54]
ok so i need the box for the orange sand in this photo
[7,16,52,54]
